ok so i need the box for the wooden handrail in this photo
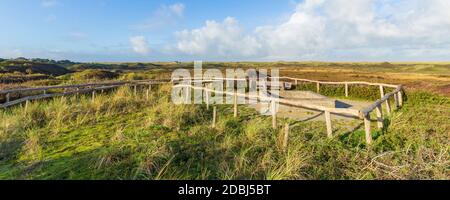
[361,85,403,116]
[174,84,361,117]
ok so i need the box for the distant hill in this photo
[0,59,72,76]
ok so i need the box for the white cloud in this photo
[133,3,185,31]
[169,3,185,17]
[175,17,261,58]
[173,0,450,61]
[41,0,59,8]
[129,36,150,55]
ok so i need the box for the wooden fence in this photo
[1,76,404,145]
[0,79,171,109]
[173,77,404,145]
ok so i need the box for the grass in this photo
[0,82,448,180]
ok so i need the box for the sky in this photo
[1,0,450,62]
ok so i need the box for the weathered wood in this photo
[185,86,190,103]
[174,84,361,117]
[278,77,399,89]
[146,89,150,101]
[295,80,298,85]
[233,90,238,117]
[385,97,392,115]
[43,90,47,95]
[324,111,332,138]
[0,85,121,108]
[205,89,210,110]
[92,90,96,102]
[25,100,29,112]
[0,79,169,94]
[361,86,402,116]
[364,114,372,145]
[6,93,10,102]
[345,83,349,97]
[212,106,217,128]
[283,123,289,150]
[316,82,320,93]
[134,85,137,96]
[375,105,383,129]
[379,85,385,99]
[394,93,399,108]
[398,91,403,106]
[271,100,277,129]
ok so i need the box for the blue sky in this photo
[1,0,450,62]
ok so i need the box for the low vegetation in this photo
[0,58,448,180]
[0,83,448,179]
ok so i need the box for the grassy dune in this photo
[0,83,448,180]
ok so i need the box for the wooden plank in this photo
[0,85,122,108]
[278,77,399,88]
[283,123,289,150]
[345,83,349,97]
[385,97,392,115]
[271,100,277,129]
[174,84,361,117]
[92,90,96,102]
[364,114,372,145]
[205,89,210,110]
[212,106,217,128]
[361,86,402,115]
[375,105,383,129]
[394,93,399,108]
[234,90,238,117]
[25,100,29,112]
[379,85,385,99]
[324,111,332,138]
[0,80,155,94]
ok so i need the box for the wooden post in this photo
[283,123,289,150]
[385,98,392,115]
[345,83,349,97]
[212,106,217,128]
[185,86,190,103]
[233,90,238,117]
[205,89,210,110]
[43,90,47,95]
[324,111,332,138]
[146,88,150,101]
[6,93,10,102]
[379,85,385,98]
[394,93,399,109]
[375,105,384,129]
[398,91,403,107]
[364,114,372,145]
[295,80,298,85]
[271,100,277,129]
[25,100,29,112]
[316,82,320,93]
[92,90,96,102]
[134,85,137,96]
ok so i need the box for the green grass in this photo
[0,84,448,180]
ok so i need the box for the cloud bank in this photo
[173,0,450,61]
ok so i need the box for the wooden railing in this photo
[1,76,404,145]
[173,77,404,145]
[0,79,171,109]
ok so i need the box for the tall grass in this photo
[0,84,448,180]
